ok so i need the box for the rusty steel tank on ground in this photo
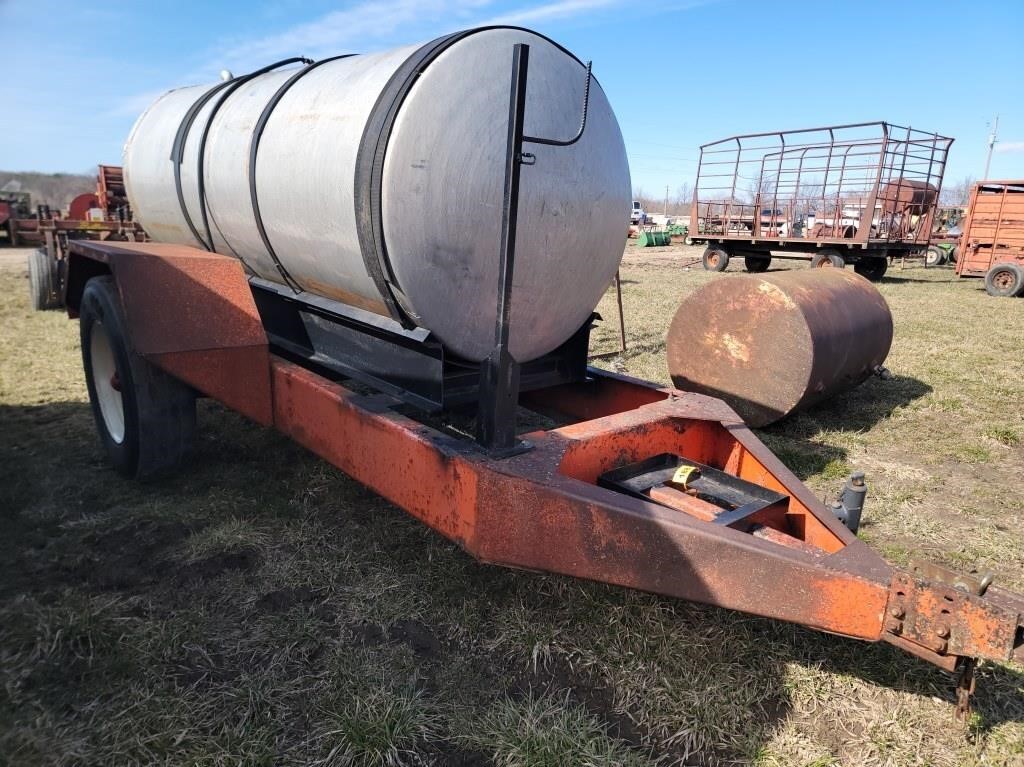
[666,269,893,427]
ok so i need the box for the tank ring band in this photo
[353,25,588,329]
[170,57,312,260]
[248,54,359,294]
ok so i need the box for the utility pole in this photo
[983,115,999,180]
[664,184,669,216]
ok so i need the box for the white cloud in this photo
[483,0,620,25]
[212,0,490,71]
[994,141,1024,154]
[111,0,651,119]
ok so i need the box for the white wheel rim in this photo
[90,321,126,444]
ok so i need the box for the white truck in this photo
[630,200,646,225]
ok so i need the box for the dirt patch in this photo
[176,547,261,584]
[508,658,649,751]
[426,742,491,766]
[387,618,442,659]
[254,586,315,613]
[73,520,191,592]
[0,248,33,272]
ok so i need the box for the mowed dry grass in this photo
[1,244,1022,766]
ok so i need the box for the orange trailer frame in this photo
[64,240,1024,717]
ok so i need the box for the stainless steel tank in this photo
[123,27,630,362]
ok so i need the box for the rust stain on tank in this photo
[720,332,750,363]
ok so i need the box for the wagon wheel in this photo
[743,254,771,273]
[854,257,888,282]
[984,263,1024,298]
[702,246,730,272]
[810,249,845,269]
[925,245,946,267]
[28,248,61,310]
[80,276,197,478]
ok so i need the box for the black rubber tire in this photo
[80,276,196,479]
[28,248,60,310]
[743,255,771,273]
[702,246,730,272]
[925,245,947,267]
[984,263,1024,298]
[948,245,958,264]
[810,250,845,269]
[854,257,888,282]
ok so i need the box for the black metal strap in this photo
[353,25,588,329]
[248,54,358,293]
[170,57,312,253]
[170,79,234,249]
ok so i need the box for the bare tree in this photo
[673,182,693,212]
[632,182,696,217]
[742,173,778,205]
[940,175,976,207]
[0,170,95,211]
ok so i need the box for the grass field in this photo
[1,244,1022,766]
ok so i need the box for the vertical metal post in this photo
[614,270,627,354]
[919,131,940,244]
[477,43,530,453]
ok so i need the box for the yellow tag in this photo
[671,465,701,489]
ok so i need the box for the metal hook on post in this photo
[523,60,593,148]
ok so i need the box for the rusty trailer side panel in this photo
[263,357,1024,666]
[955,180,1024,277]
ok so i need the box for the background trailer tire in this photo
[926,245,947,267]
[28,248,60,310]
[743,254,771,273]
[984,263,1024,297]
[79,276,197,479]
[702,246,730,272]
[810,250,845,269]
[854,257,888,282]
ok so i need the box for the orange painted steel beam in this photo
[64,241,1024,681]
[272,357,888,640]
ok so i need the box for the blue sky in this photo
[2,0,1022,194]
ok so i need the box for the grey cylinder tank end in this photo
[123,26,631,363]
